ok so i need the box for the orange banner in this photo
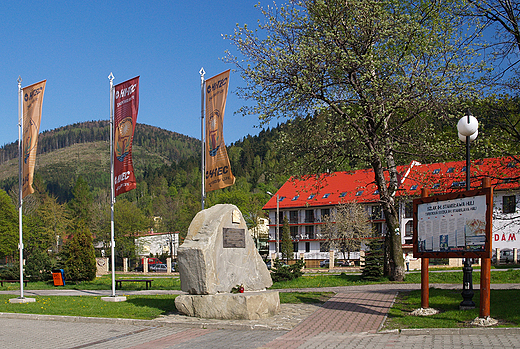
[22,80,46,198]
[205,70,235,192]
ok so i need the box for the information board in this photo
[413,187,492,258]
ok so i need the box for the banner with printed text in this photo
[22,80,46,199]
[114,76,139,197]
[205,70,235,192]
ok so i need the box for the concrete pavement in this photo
[1,284,520,348]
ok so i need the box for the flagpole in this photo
[109,72,116,297]
[17,76,24,299]
[200,67,205,210]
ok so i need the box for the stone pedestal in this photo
[176,204,278,320]
[175,291,280,320]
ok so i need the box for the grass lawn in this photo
[384,288,520,330]
[0,275,182,291]
[0,292,332,320]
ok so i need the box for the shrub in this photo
[271,258,306,282]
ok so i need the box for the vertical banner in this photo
[205,70,235,191]
[114,76,139,197]
[22,80,46,198]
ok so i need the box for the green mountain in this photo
[0,121,200,202]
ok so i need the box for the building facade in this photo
[263,157,520,265]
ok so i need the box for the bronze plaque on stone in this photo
[223,228,246,248]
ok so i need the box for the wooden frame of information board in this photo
[413,187,493,259]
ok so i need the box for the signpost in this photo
[413,180,493,317]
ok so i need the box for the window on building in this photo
[321,208,330,220]
[373,189,379,195]
[308,194,315,200]
[432,183,440,189]
[340,192,347,197]
[410,184,418,190]
[305,242,310,253]
[371,205,382,220]
[305,225,315,239]
[372,222,383,236]
[305,210,315,223]
[405,221,413,244]
[433,169,440,174]
[289,210,298,224]
[292,195,299,201]
[323,193,330,198]
[279,196,286,202]
[405,202,413,218]
[290,226,299,239]
[447,167,454,173]
[293,242,298,252]
[503,195,517,214]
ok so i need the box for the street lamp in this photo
[457,113,478,309]
[267,191,280,258]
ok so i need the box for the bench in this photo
[115,279,152,290]
[1,280,28,287]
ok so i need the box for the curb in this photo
[0,312,291,332]
[396,327,520,336]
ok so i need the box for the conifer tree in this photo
[280,216,293,264]
[62,220,96,281]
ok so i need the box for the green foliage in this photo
[61,221,96,282]
[0,189,18,258]
[271,258,305,283]
[68,176,93,222]
[362,238,385,281]
[25,249,54,281]
[280,216,293,263]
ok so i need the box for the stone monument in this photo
[175,204,280,320]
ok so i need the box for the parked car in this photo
[134,258,163,272]
[149,263,176,272]
[320,259,349,268]
[492,249,514,264]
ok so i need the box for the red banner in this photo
[113,76,139,197]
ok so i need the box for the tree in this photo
[226,0,481,280]
[68,176,93,223]
[467,0,520,89]
[321,202,373,263]
[0,189,18,259]
[62,220,96,282]
[362,238,385,281]
[113,199,150,258]
[280,216,293,263]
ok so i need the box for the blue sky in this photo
[0,1,268,147]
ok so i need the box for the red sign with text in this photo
[114,76,139,197]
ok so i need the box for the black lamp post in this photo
[457,113,478,309]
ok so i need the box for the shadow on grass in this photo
[126,296,179,315]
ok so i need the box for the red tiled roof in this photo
[263,157,520,210]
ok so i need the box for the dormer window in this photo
[410,184,418,190]
[323,193,330,198]
[308,194,315,200]
[447,167,454,173]
[432,183,440,189]
[340,192,347,198]
[355,190,364,196]
[292,195,299,201]
[433,169,440,174]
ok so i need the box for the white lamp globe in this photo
[458,129,478,142]
[457,115,478,137]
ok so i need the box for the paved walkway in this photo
[1,284,520,348]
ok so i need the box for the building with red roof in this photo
[263,157,520,266]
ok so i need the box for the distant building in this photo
[263,157,520,266]
[135,231,180,259]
